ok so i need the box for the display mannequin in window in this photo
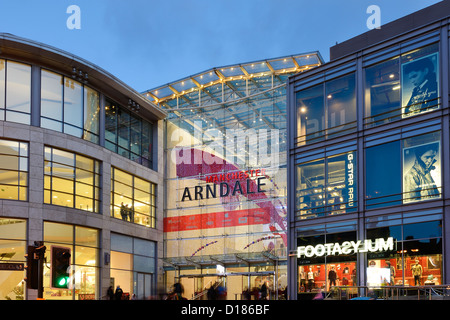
[404,56,438,117]
[404,143,439,202]
[411,260,423,286]
[307,267,315,292]
[328,266,337,288]
[299,266,306,292]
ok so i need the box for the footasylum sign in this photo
[297,237,395,258]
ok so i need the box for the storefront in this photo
[287,1,450,300]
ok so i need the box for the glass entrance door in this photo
[136,273,152,299]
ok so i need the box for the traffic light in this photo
[25,242,46,290]
[25,246,38,289]
[51,246,71,289]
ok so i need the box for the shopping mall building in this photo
[287,1,450,299]
[144,53,321,299]
[0,33,166,300]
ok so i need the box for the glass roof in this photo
[143,52,323,106]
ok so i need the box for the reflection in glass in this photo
[83,86,100,143]
[296,84,324,144]
[365,57,400,126]
[41,70,63,123]
[326,73,356,136]
[6,61,31,124]
[105,98,153,168]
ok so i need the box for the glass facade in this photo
[0,218,27,300]
[44,146,101,213]
[0,35,165,301]
[105,98,153,168]
[288,18,450,300]
[366,217,442,286]
[144,53,322,299]
[295,151,357,219]
[110,233,156,300]
[364,44,439,126]
[41,69,100,144]
[0,138,28,201]
[110,167,157,228]
[43,222,100,300]
[0,60,31,124]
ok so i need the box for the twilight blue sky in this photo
[0,0,442,92]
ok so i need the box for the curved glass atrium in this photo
[143,53,322,298]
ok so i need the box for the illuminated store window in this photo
[0,60,31,124]
[364,43,439,127]
[44,147,101,213]
[295,151,357,219]
[366,220,442,287]
[365,131,441,209]
[296,73,356,145]
[110,233,156,300]
[111,167,156,228]
[43,222,99,300]
[0,139,28,201]
[297,230,357,296]
[105,98,153,169]
[40,69,100,144]
[0,218,27,300]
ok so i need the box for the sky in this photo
[0,0,443,93]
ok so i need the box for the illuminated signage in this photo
[347,153,355,207]
[297,237,395,258]
[181,169,267,202]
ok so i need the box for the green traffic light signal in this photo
[51,246,71,289]
[56,275,70,287]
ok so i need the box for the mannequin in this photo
[299,266,306,292]
[328,266,337,288]
[307,267,315,292]
[386,261,396,285]
[411,260,423,286]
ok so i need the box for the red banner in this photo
[164,208,270,232]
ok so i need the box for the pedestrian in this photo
[260,282,267,300]
[115,285,123,300]
[166,282,186,300]
[107,286,114,300]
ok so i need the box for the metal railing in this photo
[326,285,450,300]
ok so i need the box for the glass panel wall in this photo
[295,151,357,219]
[40,69,100,144]
[365,131,441,209]
[44,146,101,213]
[0,60,31,124]
[297,228,357,297]
[367,220,442,286]
[0,218,27,300]
[105,98,153,169]
[110,233,156,300]
[43,222,99,300]
[0,139,28,201]
[364,43,439,126]
[296,73,356,145]
[110,167,156,228]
